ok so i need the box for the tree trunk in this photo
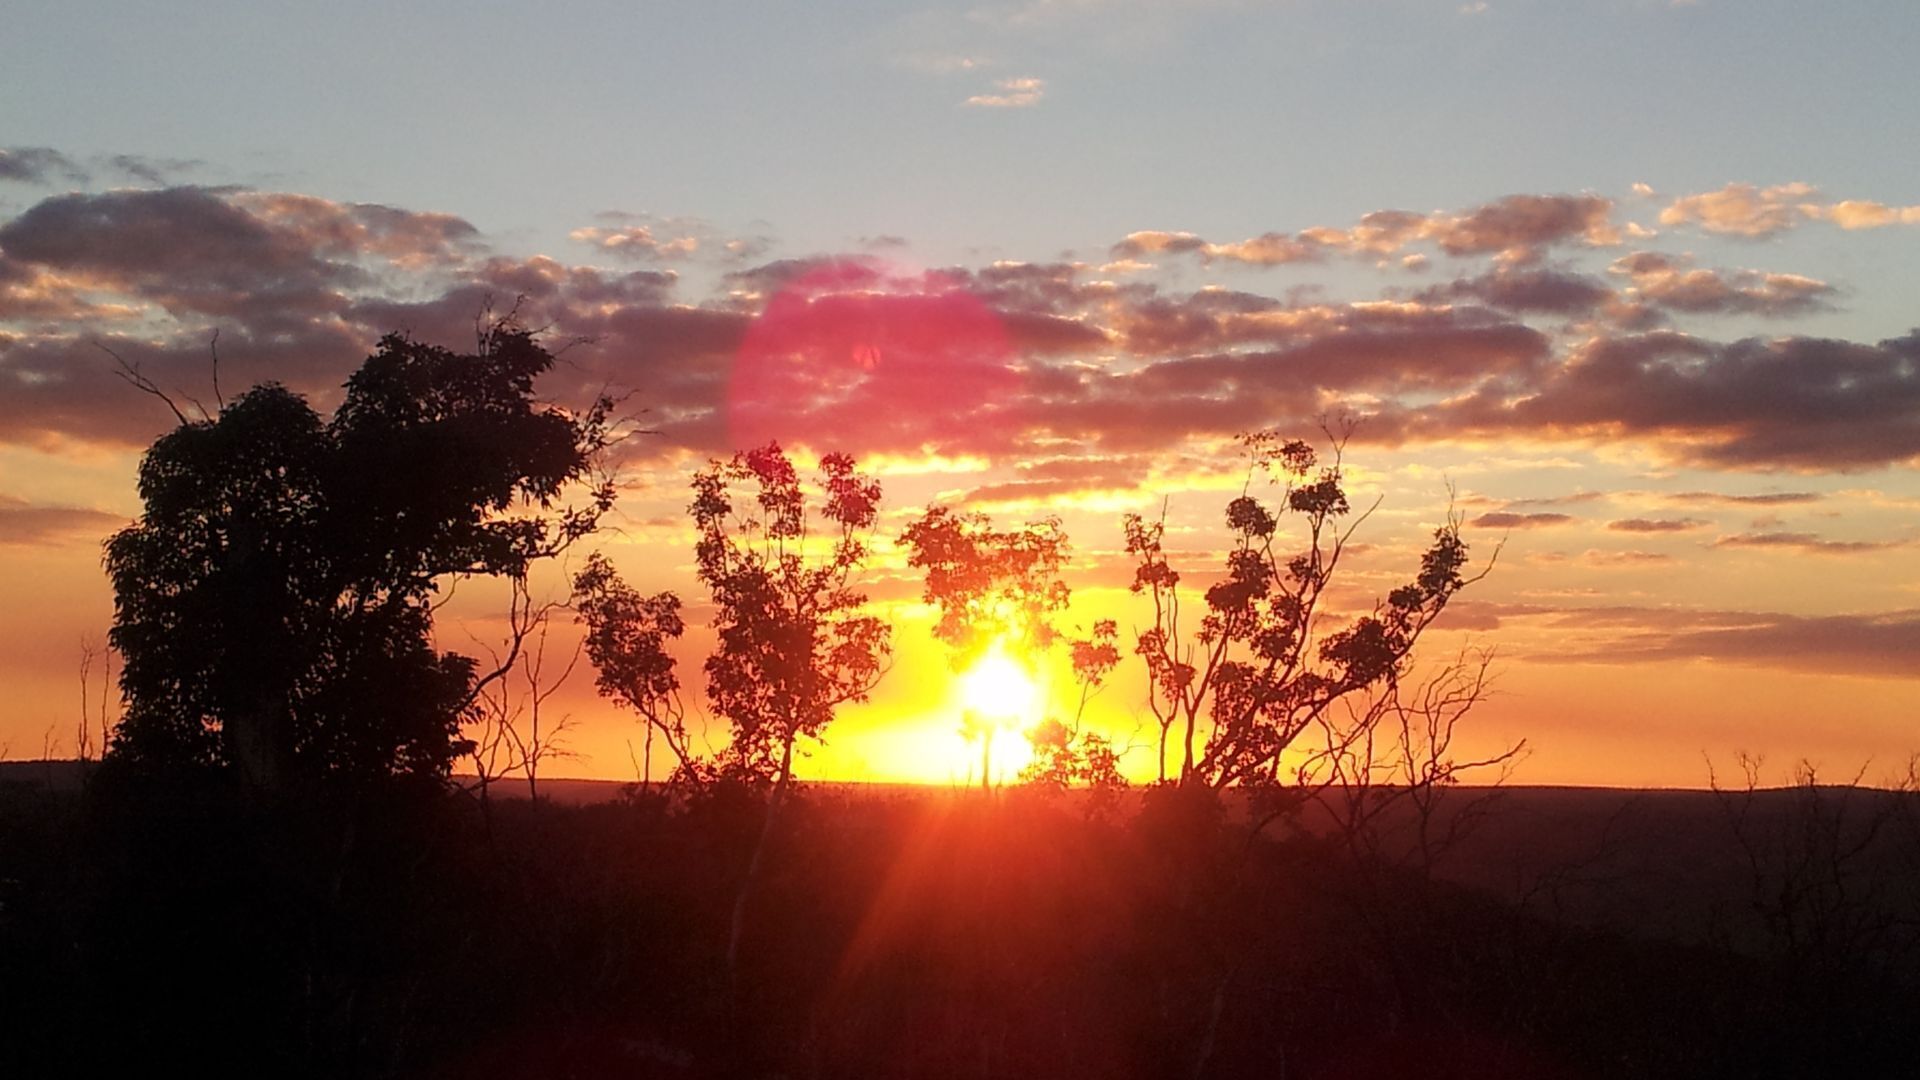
[981,728,993,794]
[728,735,794,991]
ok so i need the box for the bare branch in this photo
[97,341,188,426]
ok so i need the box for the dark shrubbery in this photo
[5,778,1917,1078]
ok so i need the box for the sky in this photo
[2,0,1918,787]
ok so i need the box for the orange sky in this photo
[4,179,1919,788]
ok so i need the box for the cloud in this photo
[1581,549,1672,566]
[1116,193,1619,269]
[1312,195,1620,262]
[6,181,1919,480]
[0,147,89,185]
[1824,199,1920,230]
[1662,490,1823,507]
[1609,252,1834,318]
[104,154,202,186]
[1711,531,1908,556]
[1551,608,1920,679]
[0,187,349,312]
[1417,265,1615,316]
[1381,331,1920,472]
[1110,231,1207,259]
[0,187,755,452]
[1608,517,1707,533]
[1658,182,1920,238]
[571,224,701,261]
[1432,194,1618,259]
[1469,511,1575,529]
[1495,491,1609,510]
[572,212,770,264]
[1465,601,1920,679]
[1201,233,1323,267]
[0,148,202,187]
[963,76,1045,108]
[0,494,126,546]
[0,187,481,331]
[1658,182,1819,238]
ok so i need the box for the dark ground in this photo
[3,763,1917,1078]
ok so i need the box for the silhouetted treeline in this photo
[3,770,1916,1079]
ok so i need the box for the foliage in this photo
[104,326,615,790]
[689,442,890,784]
[572,551,691,785]
[899,506,1071,665]
[1126,427,1482,788]
[902,506,1129,796]
[1018,619,1126,804]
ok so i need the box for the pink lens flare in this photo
[727,259,1023,458]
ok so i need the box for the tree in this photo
[1124,427,1484,789]
[1019,619,1128,808]
[104,325,616,792]
[899,506,1070,665]
[691,443,890,786]
[901,507,1071,790]
[571,550,690,792]
[462,576,589,809]
[1306,649,1526,876]
[687,442,890,978]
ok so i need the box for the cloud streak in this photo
[0,494,125,546]
[963,76,1045,108]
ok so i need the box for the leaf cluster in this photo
[1127,429,1480,788]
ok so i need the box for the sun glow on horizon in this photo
[949,639,1048,785]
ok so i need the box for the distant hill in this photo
[0,758,89,792]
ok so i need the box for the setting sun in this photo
[955,641,1044,724]
[943,640,1049,786]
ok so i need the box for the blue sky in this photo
[8,0,1916,269]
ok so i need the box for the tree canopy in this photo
[104,326,615,791]
[1126,429,1480,788]
[688,443,890,785]
[900,506,1071,666]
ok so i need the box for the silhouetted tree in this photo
[104,325,615,792]
[1307,648,1526,875]
[900,506,1070,664]
[688,442,890,979]
[1125,426,1484,789]
[76,636,116,765]
[1019,619,1127,807]
[571,550,690,792]
[901,509,1132,798]
[902,507,1071,790]
[462,575,589,809]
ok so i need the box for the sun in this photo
[947,638,1048,786]
[957,641,1042,723]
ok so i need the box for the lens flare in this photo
[727,259,1020,456]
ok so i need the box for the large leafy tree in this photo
[104,326,614,791]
